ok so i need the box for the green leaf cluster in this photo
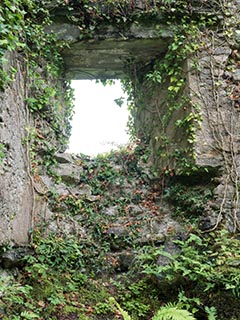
[140,231,240,299]
[152,303,196,320]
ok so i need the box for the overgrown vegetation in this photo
[163,182,214,221]
[0,0,74,151]
[0,1,240,320]
[0,149,240,319]
[139,231,240,298]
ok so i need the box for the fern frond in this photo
[205,306,217,320]
[109,297,132,320]
[152,303,196,320]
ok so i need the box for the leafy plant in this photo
[27,233,84,271]
[109,297,132,320]
[163,182,213,220]
[205,306,217,320]
[20,311,40,319]
[109,298,196,320]
[152,303,196,320]
[141,232,240,295]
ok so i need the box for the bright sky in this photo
[67,80,130,156]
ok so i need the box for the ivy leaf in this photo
[114,97,125,107]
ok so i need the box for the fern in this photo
[20,311,40,319]
[152,303,196,320]
[109,297,132,320]
[205,306,217,320]
[109,298,197,320]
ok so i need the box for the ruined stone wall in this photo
[0,53,33,245]
[0,52,70,245]
[189,31,240,232]
[133,61,191,175]
[0,0,240,246]
[133,19,240,231]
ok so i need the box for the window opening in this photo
[68,80,130,156]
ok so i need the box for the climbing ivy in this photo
[0,2,239,320]
[0,0,74,151]
[135,14,219,175]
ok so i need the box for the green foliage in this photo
[205,306,217,320]
[109,298,197,320]
[6,144,163,317]
[152,303,196,320]
[0,0,74,153]
[141,11,218,175]
[0,1,238,320]
[0,231,111,318]
[146,22,200,95]
[146,34,200,173]
[60,0,165,38]
[164,182,213,220]
[119,78,137,142]
[109,297,132,320]
[140,231,240,299]
[174,293,199,317]
[0,276,38,319]
[29,233,84,271]
[77,147,143,196]
[20,311,39,319]
[93,301,113,315]
[1,149,239,319]
[27,230,112,275]
[114,96,125,107]
[115,279,152,318]
[0,0,25,90]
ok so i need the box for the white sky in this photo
[67,80,130,156]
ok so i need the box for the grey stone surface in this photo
[52,163,82,184]
[117,250,134,272]
[189,34,240,229]
[55,152,74,164]
[137,213,182,245]
[235,30,240,43]
[104,206,119,216]
[1,5,239,247]
[106,226,128,236]
[45,214,86,237]
[0,267,12,279]
[46,22,172,79]
[157,240,181,267]
[1,247,33,269]
[38,175,54,190]
[0,53,33,245]
[189,39,234,170]
[233,69,240,81]
[63,38,170,79]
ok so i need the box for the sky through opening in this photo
[67,80,130,156]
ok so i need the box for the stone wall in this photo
[0,1,240,246]
[0,53,32,245]
[133,24,240,231]
[47,21,171,79]
[190,31,240,231]
[0,53,70,245]
[133,61,191,175]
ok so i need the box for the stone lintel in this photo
[46,23,172,79]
